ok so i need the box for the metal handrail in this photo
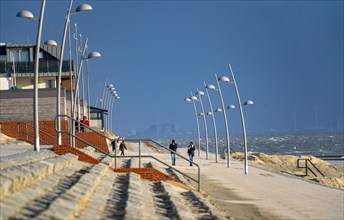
[55,114,201,191]
[297,158,325,177]
[16,121,68,145]
[16,122,53,145]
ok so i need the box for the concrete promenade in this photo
[129,142,344,220]
[1,143,343,219]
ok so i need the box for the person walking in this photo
[111,139,117,152]
[119,140,127,156]
[187,141,195,166]
[169,139,178,165]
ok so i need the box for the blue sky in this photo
[1,0,343,137]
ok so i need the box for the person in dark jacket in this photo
[169,139,177,165]
[187,142,195,166]
[111,139,117,152]
[119,140,127,156]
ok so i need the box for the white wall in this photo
[0,77,11,90]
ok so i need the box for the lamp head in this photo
[227,105,235,109]
[191,96,198,101]
[243,100,254,106]
[107,84,114,88]
[87,51,101,59]
[206,112,213,116]
[218,76,230,83]
[184,98,192,102]
[205,84,216,91]
[44,40,57,46]
[16,10,35,20]
[215,108,223,113]
[75,4,93,13]
[196,90,205,96]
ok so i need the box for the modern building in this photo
[0,43,106,130]
[0,43,73,90]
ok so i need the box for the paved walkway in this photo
[127,142,344,220]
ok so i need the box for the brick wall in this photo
[0,120,69,145]
[75,131,110,154]
[54,144,101,164]
[1,120,110,154]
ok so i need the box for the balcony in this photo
[0,60,74,77]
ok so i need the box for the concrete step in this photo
[0,149,56,170]
[0,153,78,200]
[124,172,158,219]
[0,153,226,220]
[76,171,118,220]
[0,162,92,219]
[35,162,110,219]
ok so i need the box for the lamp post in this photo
[16,0,47,151]
[207,77,231,168]
[73,50,101,114]
[204,82,219,162]
[101,79,109,109]
[56,1,92,145]
[104,85,115,130]
[196,89,209,160]
[85,49,91,118]
[226,64,254,174]
[107,90,116,130]
[184,93,201,156]
[72,44,100,137]
[109,93,120,132]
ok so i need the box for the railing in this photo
[297,158,325,177]
[16,122,56,145]
[0,60,73,74]
[55,114,201,191]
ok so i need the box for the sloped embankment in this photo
[233,152,344,190]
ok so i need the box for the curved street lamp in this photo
[85,51,100,119]
[207,78,231,168]
[103,83,114,110]
[56,1,93,145]
[184,93,201,156]
[101,79,109,109]
[204,82,219,162]
[106,89,116,130]
[16,0,47,151]
[223,63,254,174]
[196,89,209,160]
[71,39,100,141]
[109,93,120,132]
[73,46,101,117]
[103,85,115,130]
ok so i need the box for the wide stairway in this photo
[0,147,226,220]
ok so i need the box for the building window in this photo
[91,112,102,120]
[45,79,55,88]
[9,49,29,62]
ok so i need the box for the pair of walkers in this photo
[111,140,127,156]
[169,140,195,166]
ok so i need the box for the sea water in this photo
[154,133,344,157]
